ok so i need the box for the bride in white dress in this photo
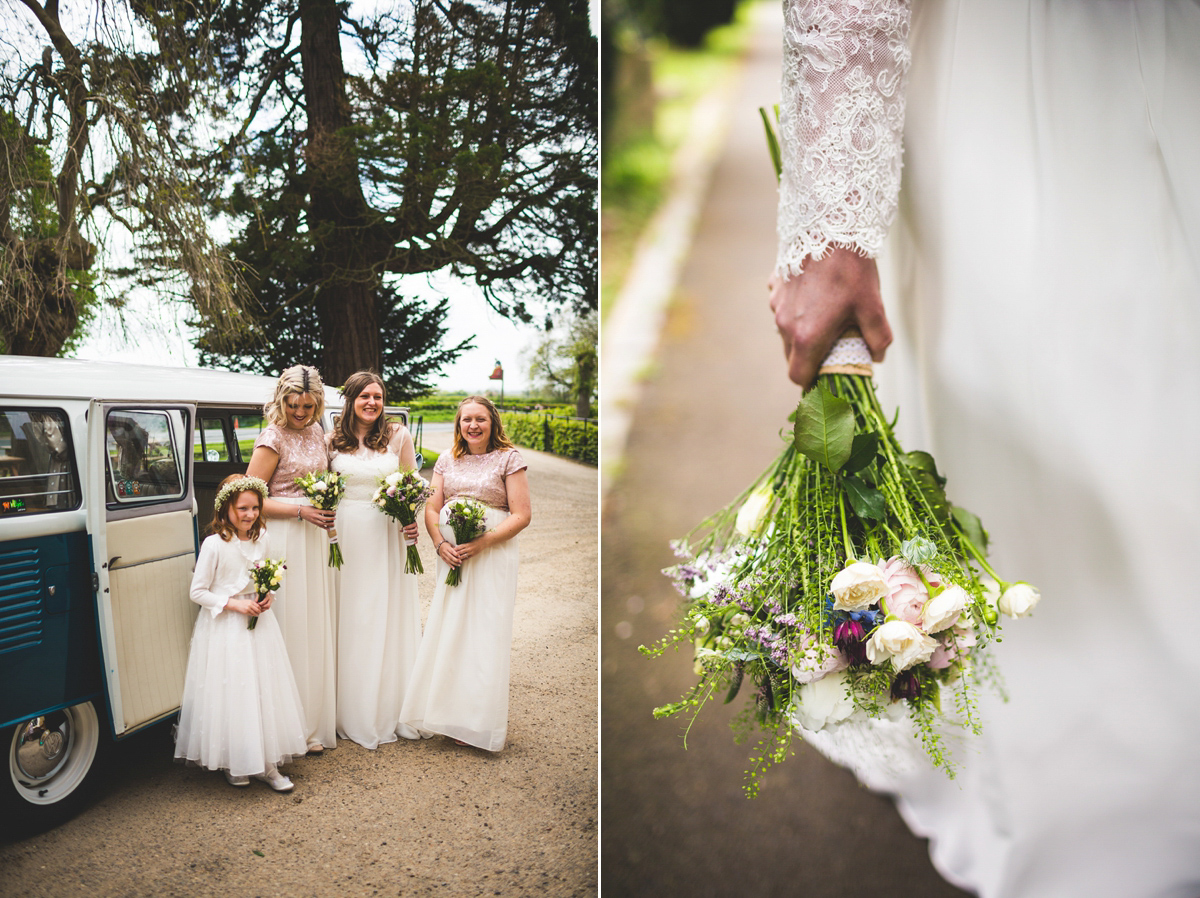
[329,371,423,749]
[400,396,531,751]
[769,2,1200,896]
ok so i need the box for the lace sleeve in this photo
[776,0,912,277]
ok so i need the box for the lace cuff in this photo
[776,0,911,277]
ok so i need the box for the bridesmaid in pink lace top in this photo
[400,395,531,750]
[245,365,338,753]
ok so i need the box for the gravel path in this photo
[0,432,597,898]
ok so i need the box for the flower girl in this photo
[174,475,308,791]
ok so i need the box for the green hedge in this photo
[500,412,598,466]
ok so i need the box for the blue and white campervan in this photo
[0,356,410,836]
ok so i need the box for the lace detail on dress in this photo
[776,0,911,277]
[254,423,328,498]
[331,448,399,504]
[795,709,928,792]
[434,449,527,512]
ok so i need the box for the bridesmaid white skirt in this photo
[335,497,422,749]
[268,499,338,750]
[400,506,519,751]
[175,605,308,777]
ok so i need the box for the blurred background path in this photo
[600,6,972,896]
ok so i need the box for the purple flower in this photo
[890,669,922,702]
[833,618,869,666]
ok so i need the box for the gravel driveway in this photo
[0,431,597,898]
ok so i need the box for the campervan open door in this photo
[86,400,199,736]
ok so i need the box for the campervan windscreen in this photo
[0,409,81,515]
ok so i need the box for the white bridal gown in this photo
[331,442,423,749]
[400,448,526,751]
[778,2,1200,896]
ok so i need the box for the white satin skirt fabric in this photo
[400,506,519,751]
[269,498,339,751]
[334,496,423,749]
[861,2,1200,895]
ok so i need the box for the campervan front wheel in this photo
[3,700,109,838]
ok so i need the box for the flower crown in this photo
[214,476,269,509]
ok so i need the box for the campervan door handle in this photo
[108,550,193,571]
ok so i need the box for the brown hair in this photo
[264,364,326,429]
[330,371,393,453]
[209,474,266,542]
[451,395,514,459]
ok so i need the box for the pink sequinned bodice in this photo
[254,422,328,498]
[435,448,526,512]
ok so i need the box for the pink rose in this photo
[928,623,978,669]
[879,556,940,625]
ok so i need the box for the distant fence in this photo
[500,409,597,466]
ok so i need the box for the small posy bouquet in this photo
[372,469,434,574]
[442,497,487,587]
[294,470,347,568]
[247,558,286,630]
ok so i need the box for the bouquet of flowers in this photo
[442,497,487,587]
[294,471,347,568]
[247,558,285,630]
[645,364,1040,794]
[372,469,434,574]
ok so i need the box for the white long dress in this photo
[400,448,526,751]
[254,422,338,751]
[175,532,308,777]
[331,442,422,749]
[778,3,1200,896]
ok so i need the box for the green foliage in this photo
[500,411,597,465]
[793,382,855,472]
[192,0,596,382]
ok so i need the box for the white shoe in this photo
[225,771,250,787]
[254,770,294,792]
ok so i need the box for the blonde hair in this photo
[265,365,325,429]
[451,396,514,459]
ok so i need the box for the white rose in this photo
[998,582,1041,618]
[386,472,403,486]
[734,484,774,537]
[789,670,855,732]
[312,480,327,492]
[866,620,938,672]
[921,584,968,633]
[729,612,750,629]
[830,561,888,612]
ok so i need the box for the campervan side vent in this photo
[0,547,43,654]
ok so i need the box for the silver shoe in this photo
[254,770,294,792]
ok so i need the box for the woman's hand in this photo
[435,539,463,568]
[768,247,893,388]
[402,521,419,543]
[259,591,275,611]
[297,505,336,530]
[453,532,492,562]
[227,596,263,617]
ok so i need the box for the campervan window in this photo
[195,417,231,463]
[0,408,81,516]
[232,414,267,463]
[104,409,188,505]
